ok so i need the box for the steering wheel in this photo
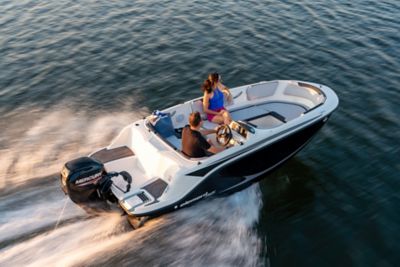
[216,124,233,146]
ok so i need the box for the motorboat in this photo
[60,80,339,228]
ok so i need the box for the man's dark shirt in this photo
[181,126,211,158]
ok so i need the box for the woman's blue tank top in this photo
[208,88,224,111]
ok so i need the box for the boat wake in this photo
[0,107,263,266]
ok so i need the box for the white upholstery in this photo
[190,99,207,120]
[284,84,325,106]
[246,81,279,100]
[170,104,192,128]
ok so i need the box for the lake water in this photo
[1,1,399,266]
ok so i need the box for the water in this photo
[0,0,399,266]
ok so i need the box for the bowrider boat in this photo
[60,80,339,228]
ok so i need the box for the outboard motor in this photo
[60,157,116,211]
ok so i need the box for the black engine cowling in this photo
[60,157,115,210]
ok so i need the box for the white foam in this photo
[0,107,143,190]
[0,106,263,267]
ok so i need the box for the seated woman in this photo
[202,73,233,125]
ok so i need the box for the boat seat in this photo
[165,134,182,150]
[190,99,207,120]
[246,81,279,101]
[202,120,219,130]
[283,84,325,106]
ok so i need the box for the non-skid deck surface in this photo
[142,178,168,199]
[91,146,134,163]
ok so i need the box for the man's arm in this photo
[197,132,224,155]
[219,82,233,103]
[200,128,217,136]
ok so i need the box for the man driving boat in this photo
[181,112,224,158]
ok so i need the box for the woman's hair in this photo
[208,72,220,87]
[201,79,212,94]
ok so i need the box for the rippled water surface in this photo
[1,1,399,266]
